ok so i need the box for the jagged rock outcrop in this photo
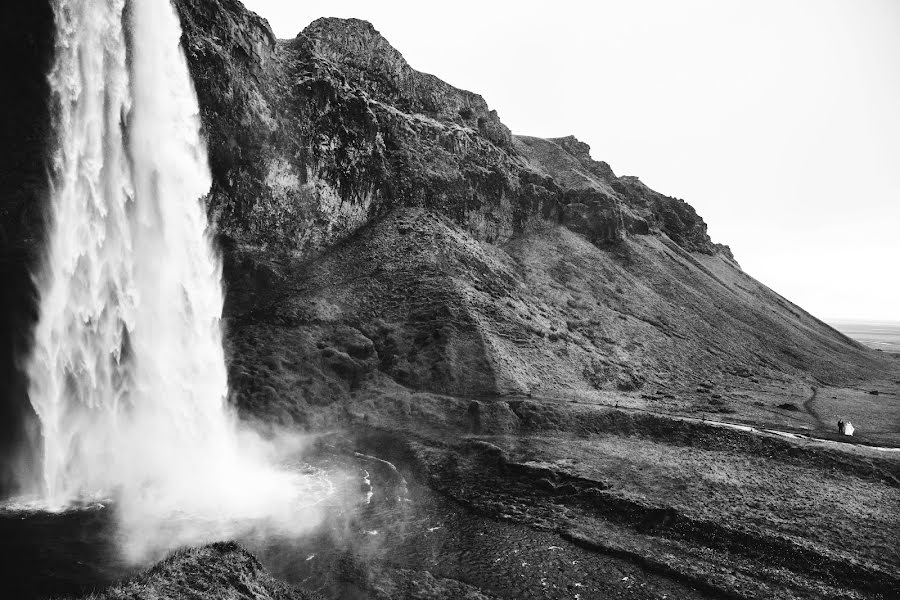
[74,542,318,600]
[301,18,514,150]
[173,7,731,258]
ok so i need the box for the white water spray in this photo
[26,0,325,561]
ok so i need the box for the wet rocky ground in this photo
[4,389,898,600]
[338,405,900,600]
[253,440,716,600]
[1,437,712,600]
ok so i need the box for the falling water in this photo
[25,0,325,561]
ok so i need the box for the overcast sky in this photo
[241,0,900,322]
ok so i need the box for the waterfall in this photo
[26,0,321,560]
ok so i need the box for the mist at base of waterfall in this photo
[0,450,373,600]
[6,431,337,565]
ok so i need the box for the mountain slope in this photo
[164,2,899,432]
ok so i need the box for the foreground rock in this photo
[70,542,316,600]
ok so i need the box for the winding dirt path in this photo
[802,385,826,428]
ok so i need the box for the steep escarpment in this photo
[173,7,731,257]
[514,135,735,257]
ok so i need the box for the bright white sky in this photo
[241,0,900,322]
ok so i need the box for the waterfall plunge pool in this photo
[0,449,420,600]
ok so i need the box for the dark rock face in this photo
[172,7,731,257]
[301,17,514,150]
[0,1,54,245]
[0,0,55,496]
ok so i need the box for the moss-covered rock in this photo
[66,542,318,600]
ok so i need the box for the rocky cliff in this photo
[165,0,893,427]
[172,7,733,258]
